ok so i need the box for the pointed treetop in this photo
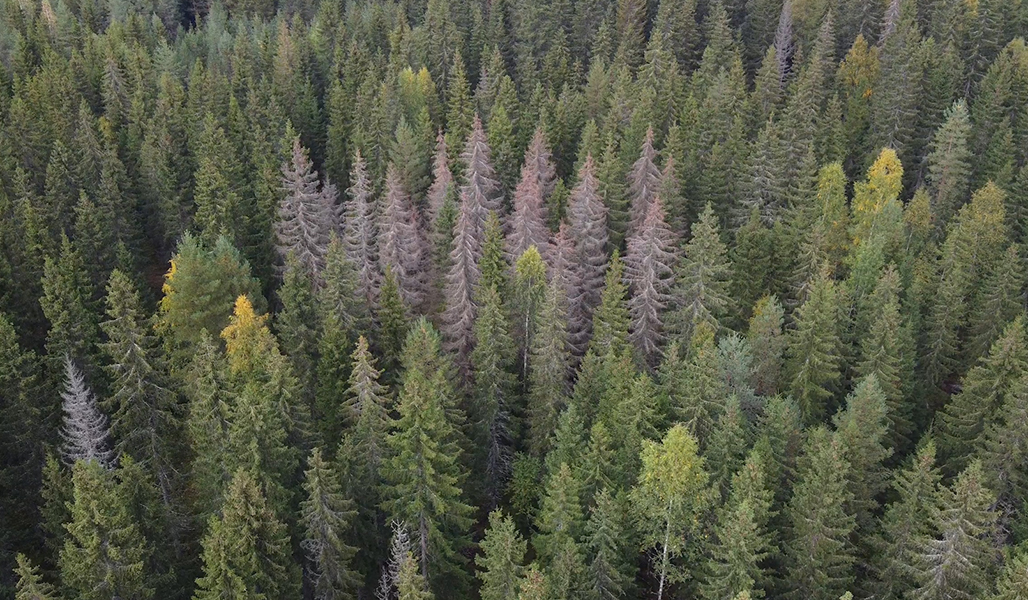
[773,0,794,85]
[278,136,332,279]
[343,149,381,305]
[59,356,115,469]
[525,127,558,200]
[508,161,551,262]
[626,194,677,362]
[428,130,454,221]
[627,127,662,235]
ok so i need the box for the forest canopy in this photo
[2,0,1028,598]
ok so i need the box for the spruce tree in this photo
[855,266,912,451]
[278,137,333,279]
[0,312,41,561]
[391,116,432,202]
[39,234,99,371]
[926,99,973,225]
[566,156,610,356]
[588,251,630,357]
[343,150,380,305]
[980,376,1028,531]
[702,496,771,600]
[460,114,503,244]
[730,210,776,326]
[277,253,320,402]
[544,535,588,600]
[375,267,411,380]
[626,127,662,235]
[337,336,392,578]
[922,182,1009,387]
[832,375,893,534]
[669,203,732,344]
[445,51,474,158]
[968,244,1025,360]
[14,553,58,600]
[60,460,154,600]
[584,489,634,600]
[300,447,359,600]
[747,295,785,396]
[718,334,760,419]
[785,269,844,423]
[487,105,520,198]
[937,316,1028,473]
[396,535,435,600]
[480,213,510,293]
[910,461,999,600]
[59,357,115,469]
[871,439,942,600]
[470,284,518,499]
[100,270,176,487]
[625,193,677,363]
[701,449,774,600]
[782,428,855,600]
[193,469,300,600]
[315,236,366,444]
[527,278,571,457]
[578,421,617,507]
[220,295,302,515]
[525,128,558,200]
[192,113,245,247]
[380,163,428,308]
[674,321,727,445]
[534,462,585,566]
[508,163,551,262]
[476,510,527,600]
[183,330,231,521]
[443,186,483,366]
[428,131,455,223]
[705,396,750,497]
[992,546,1028,600]
[517,567,548,600]
[382,318,473,594]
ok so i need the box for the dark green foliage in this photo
[100,270,177,488]
[910,461,999,600]
[936,316,1028,474]
[158,234,264,351]
[534,463,585,565]
[527,279,571,458]
[0,313,43,564]
[300,447,360,600]
[193,469,301,600]
[588,250,630,357]
[382,319,473,596]
[782,428,855,600]
[14,553,58,600]
[871,439,942,600]
[337,336,392,580]
[60,460,154,600]
[39,234,100,371]
[276,253,320,402]
[669,203,733,344]
[476,510,526,600]
[701,449,773,600]
[1,1,1028,597]
[469,284,518,499]
[785,270,844,424]
[673,321,727,445]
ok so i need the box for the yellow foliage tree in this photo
[850,149,904,249]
